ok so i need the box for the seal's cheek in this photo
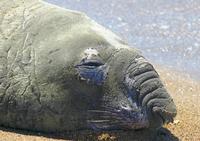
[75,61,109,85]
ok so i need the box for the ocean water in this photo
[46,0,200,80]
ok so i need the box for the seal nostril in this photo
[152,104,176,124]
[152,99,176,124]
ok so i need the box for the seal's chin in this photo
[87,105,149,131]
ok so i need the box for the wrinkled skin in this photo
[0,0,177,132]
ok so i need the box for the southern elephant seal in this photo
[0,0,177,132]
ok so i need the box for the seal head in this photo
[75,47,177,130]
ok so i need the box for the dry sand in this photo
[157,66,200,141]
[0,67,199,141]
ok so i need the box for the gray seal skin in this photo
[0,0,177,132]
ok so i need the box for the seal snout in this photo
[125,56,177,128]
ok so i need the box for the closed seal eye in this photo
[75,56,109,85]
[75,59,104,68]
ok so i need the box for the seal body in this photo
[0,0,176,132]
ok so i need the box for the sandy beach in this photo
[157,66,200,141]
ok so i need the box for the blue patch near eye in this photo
[76,64,108,85]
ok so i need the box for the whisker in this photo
[87,120,110,123]
[100,105,119,111]
[87,114,122,122]
[88,110,113,113]
[88,109,120,116]
[87,119,124,127]
[88,106,125,118]
[87,106,140,130]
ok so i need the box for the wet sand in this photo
[0,67,199,141]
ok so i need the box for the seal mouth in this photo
[152,103,177,125]
[87,106,149,130]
